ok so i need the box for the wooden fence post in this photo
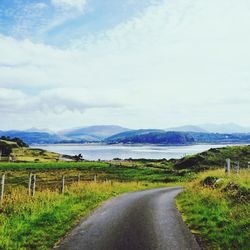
[235,161,240,174]
[28,173,32,196]
[61,176,65,194]
[1,174,5,205]
[32,174,36,197]
[225,158,231,173]
[78,174,81,183]
[94,175,97,182]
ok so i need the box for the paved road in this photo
[56,187,200,250]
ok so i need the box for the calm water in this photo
[34,144,233,161]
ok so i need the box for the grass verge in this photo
[0,181,166,250]
[176,169,250,250]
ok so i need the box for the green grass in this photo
[0,161,194,183]
[176,169,250,250]
[0,139,17,145]
[0,181,167,250]
[11,147,61,162]
[175,145,250,171]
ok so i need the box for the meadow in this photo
[176,169,250,250]
[0,160,194,184]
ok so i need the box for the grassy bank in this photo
[176,169,250,250]
[0,181,166,250]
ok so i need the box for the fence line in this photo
[224,158,248,174]
[0,172,121,205]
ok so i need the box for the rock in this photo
[202,176,221,187]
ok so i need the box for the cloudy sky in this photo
[0,0,250,131]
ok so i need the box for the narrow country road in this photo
[56,187,200,250]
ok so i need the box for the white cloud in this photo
[0,0,250,129]
[51,0,87,12]
[0,88,120,115]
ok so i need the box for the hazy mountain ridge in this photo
[106,131,195,145]
[106,129,165,142]
[106,130,250,145]
[167,123,250,133]
[0,131,62,145]
[0,124,250,145]
[166,125,208,133]
[58,125,130,141]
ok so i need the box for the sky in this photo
[0,0,250,131]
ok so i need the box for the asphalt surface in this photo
[56,187,200,250]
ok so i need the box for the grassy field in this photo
[0,160,194,183]
[11,147,62,162]
[0,181,168,250]
[176,169,250,250]
[0,144,249,249]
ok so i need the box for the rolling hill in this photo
[166,125,207,133]
[59,125,130,141]
[167,123,250,133]
[1,124,250,145]
[0,131,62,145]
[106,130,195,145]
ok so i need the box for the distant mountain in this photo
[0,131,63,145]
[59,125,130,141]
[199,123,250,133]
[190,132,250,144]
[25,127,55,134]
[1,124,250,146]
[106,129,250,145]
[106,130,194,145]
[166,125,207,133]
[166,123,250,133]
[106,129,165,143]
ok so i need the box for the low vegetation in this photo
[11,147,61,162]
[176,169,250,250]
[0,159,195,183]
[174,145,250,171]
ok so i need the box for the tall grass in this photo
[0,181,165,250]
[176,169,250,250]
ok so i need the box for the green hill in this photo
[173,145,250,171]
[0,137,61,162]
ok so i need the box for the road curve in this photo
[55,187,200,250]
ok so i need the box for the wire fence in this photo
[224,158,250,173]
[0,172,120,205]
[0,158,249,204]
